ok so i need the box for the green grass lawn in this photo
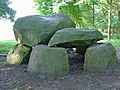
[98,39,120,47]
[0,39,120,54]
[0,40,17,53]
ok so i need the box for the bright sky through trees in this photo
[9,0,36,19]
[0,0,36,41]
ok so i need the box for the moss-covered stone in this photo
[13,13,75,46]
[84,43,118,72]
[6,44,31,65]
[27,45,69,76]
[48,28,103,47]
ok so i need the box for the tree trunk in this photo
[107,3,112,40]
[118,10,120,21]
[118,6,120,34]
[93,3,95,29]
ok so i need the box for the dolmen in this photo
[6,12,118,77]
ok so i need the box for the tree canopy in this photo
[0,0,16,21]
[33,0,120,39]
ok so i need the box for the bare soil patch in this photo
[0,48,120,90]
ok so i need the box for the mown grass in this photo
[0,39,120,54]
[98,39,120,47]
[0,40,17,53]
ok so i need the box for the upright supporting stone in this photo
[84,43,118,72]
[27,45,69,76]
[6,44,31,65]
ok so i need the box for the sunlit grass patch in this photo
[0,40,17,53]
[0,39,119,54]
[98,39,120,47]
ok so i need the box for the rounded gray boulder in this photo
[13,13,75,46]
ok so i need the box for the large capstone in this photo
[48,28,103,47]
[84,43,118,72]
[13,13,75,46]
[6,44,31,65]
[27,45,69,76]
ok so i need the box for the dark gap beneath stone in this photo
[66,46,89,74]
[67,49,85,74]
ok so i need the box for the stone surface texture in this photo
[48,28,103,47]
[13,13,75,46]
[84,43,118,72]
[6,44,31,65]
[27,45,69,76]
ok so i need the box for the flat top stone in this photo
[48,28,103,47]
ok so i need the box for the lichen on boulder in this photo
[27,45,69,76]
[48,28,103,47]
[13,13,75,46]
[84,43,118,72]
[6,44,31,65]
